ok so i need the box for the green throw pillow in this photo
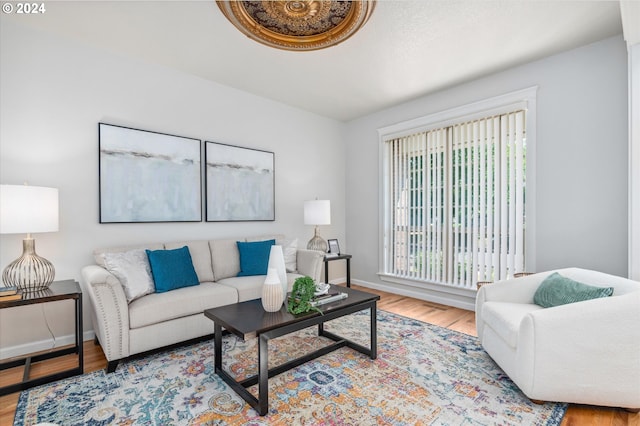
[533,272,613,308]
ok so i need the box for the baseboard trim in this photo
[352,278,477,312]
[0,330,95,361]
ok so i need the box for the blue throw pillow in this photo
[237,239,275,277]
[146,246,200,293]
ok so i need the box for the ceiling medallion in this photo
[217,1,376,51]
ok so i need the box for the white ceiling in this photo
[4,1,623,121]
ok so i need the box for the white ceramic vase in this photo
[267,245,288,301]
[262,268,283,312]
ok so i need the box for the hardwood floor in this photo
[1,284,637,425]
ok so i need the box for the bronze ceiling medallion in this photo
[217,1,376,51]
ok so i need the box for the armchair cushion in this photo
[533,272,613,308]
[482,302,542,348]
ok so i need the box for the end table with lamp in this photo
[0,185,83,396]
[0,280,84,396]
[324,254,352,288]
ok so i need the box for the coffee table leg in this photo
[214,323,222,371]
[258,334,269,415]
[370,304,377,359]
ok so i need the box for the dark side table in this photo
[0,279,83,396]
[324,254,352,288]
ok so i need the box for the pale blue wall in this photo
[345,36,628,300]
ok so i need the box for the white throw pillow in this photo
[103,249,155,302]
[278,238,298,272]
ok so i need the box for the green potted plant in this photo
[287,276,323,315]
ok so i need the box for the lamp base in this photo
[307,226,328,252]
[2,238,55,292]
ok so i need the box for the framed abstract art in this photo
[205,141,275,221]
[99,123,202,223]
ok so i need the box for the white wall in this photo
[627,43,640,280]
[0,19,347,357]
[345,35,628,309]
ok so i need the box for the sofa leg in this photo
[625,408,640,413]
[530,399,545,405]
[106,360,119,373]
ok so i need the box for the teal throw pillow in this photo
[146,246,199,293]
[533,272,613,308]
[237,239,275,277]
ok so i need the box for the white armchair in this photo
[475,267,640,410]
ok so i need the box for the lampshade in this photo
[0,185,59,234]
[304,200,331,226]
[1,184,59,292]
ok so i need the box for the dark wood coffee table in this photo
[204,284,379,416]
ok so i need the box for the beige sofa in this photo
[81,235,324,372]
[476,268,640,410]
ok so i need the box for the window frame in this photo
[377,87,538,294]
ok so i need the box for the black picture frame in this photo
[328,239,340,255]
[205,141,275,222]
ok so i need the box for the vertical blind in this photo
[384,110,526,289]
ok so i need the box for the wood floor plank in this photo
[0,284,635,425]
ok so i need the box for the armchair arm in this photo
[517,291,640,408]
[295,249,324,284]
[479,272,555,304]
[475,272,554,336]
[81,265,130,362]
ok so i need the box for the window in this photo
[379,88,535,290]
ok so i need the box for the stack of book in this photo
[310,291,348,307]
[0,286,21,302]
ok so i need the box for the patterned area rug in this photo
[15,310,566,425]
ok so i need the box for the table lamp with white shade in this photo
[304,199,330,252]
[0,184,59,292]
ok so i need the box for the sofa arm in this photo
[296,249,324,283]
[517,291,640,408]
[81,265,130,362]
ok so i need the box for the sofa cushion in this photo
[210,239,241,281]
[103,249,155,302]
[146,246,199,293]
[218,272,303,302]
[94,243,164,268]
[481,301,543,349]
[128,281,238,329]
[217,275,266,302]
[533,272,614,308]
[278,238,298,272]
[165,240,213,282]
[247,235,296,272]
[236,239,275,276]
